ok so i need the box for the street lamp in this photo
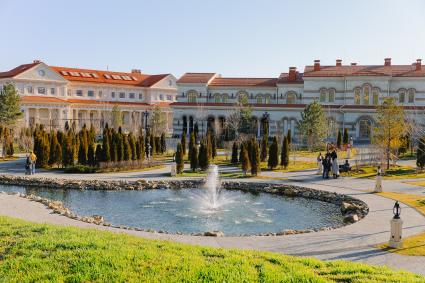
[393,201,401,219]
[143,110,149,133]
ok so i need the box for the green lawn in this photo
[341,165,425,180]
[0,216,423,282]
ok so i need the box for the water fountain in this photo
[192,165,234,212]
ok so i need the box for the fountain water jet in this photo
[192,165,234,212]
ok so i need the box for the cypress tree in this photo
[337,130,342,149]
[149,135,155,156]
[240,144,250,175]
[78,140,86,165]
[260,135,268,162]
[268,136,279,170]
[194,122,199,141]
[188,132,195,161]
[250,139,260,176]
[181,133,186,156]
[138,133,145,161]
[87,142,95,166]
[160,133,166,154]
[123,135,131,161]
[95,144,103,164]
[343,128,349,145]
[117,131,124,161]
[112,131,118,162]
[103,130,111,162]
[175,142,184,174]
[129,133,137,160]
[198,139,209,171]
[281,136,289,169]
[287,129,292,144]
[190,141,199,172]
[207,131,213,161]
[49,131,62,167]
[211,134,217,159]
[231,142,238,164]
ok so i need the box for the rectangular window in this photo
[167,95,172,101]
[111,92,115,98]
[139,93,143,100]
[159,94,164,100]
[87,90,94,97]
[27,86,33,94]
[50,88,55,95]
[119,92,125,98]
[38,87,46,94]
[129,93,135,99]
[76,90,83,96]
[98,90,103,97]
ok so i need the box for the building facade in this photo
[0,60,177,134]
[172,58,425,143]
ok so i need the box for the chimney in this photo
[131,69,141,74]
[416,59,422,71]
[384,58,391,66]
[33,60,41,64]
[351,63,357,66]
[288,67,297,81]
[314,60,321,71]
[336,59,342,67]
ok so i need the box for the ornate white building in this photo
[172,58,425,143]
[0,60,177,133]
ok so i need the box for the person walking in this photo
[317,153,323,175]
[29,151,37,175]
[25,154,31,175]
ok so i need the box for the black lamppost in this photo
[393,201,401,219]
[143,110,149,133]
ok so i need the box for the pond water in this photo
[0,184,344,236]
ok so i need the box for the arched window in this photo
[214,94,221,103]
[328,89,335,102]
[320,89,327,102]
[354,88,361,105]
[264,95,270,104]
[222,94,228,103]
[372,89,380,105]
[237,91,249,104]
[408,89,415,103]
[359,119,371,139]
[256,95,263,104]
[286,92,297,104]
[399,89,406,103]
[187,90,198,103]
[363,85,370,105]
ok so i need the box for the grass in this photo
[377,192,425,256]
[261,161,317,173]
[292,148,357,159]
[0,156,19,162]
[0,216,423,282]
[341,165,425,180]
[405,181,425,187]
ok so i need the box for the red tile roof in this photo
[277,72,304,84]
[303,64,425,77]
[21,96,171,108]
[51,66,170,87]
[177,73,217,84]
[209,77,278,87]
[0,62,41,78]
[21,96,68,104]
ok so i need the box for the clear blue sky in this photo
[2,0,425,78]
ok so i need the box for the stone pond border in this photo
[0,174,369,237]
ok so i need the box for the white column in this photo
[35,108,39,125]
[283,119,288,134]
[257,118,261,138]
[58,108,63,130]
[25,108,30,127]
[356,123,360,138]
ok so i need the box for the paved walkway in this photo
[1,157,425,275]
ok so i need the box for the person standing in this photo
[374,166,383,192]
[29,151,37,175]
[25,154,31,175]
[317,153,323,175]
[331,150,339,179]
